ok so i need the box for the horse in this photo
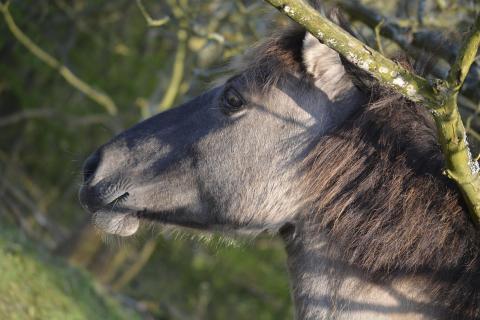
[79,9,480,320]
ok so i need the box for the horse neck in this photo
[282,221,442,320]
[286,99,480,319]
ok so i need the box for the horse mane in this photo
[303,89,480,317]
[237,20,480,319]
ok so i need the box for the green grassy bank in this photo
[0,225,141,320]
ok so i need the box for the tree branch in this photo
[0,2,118,115]
[136,0,170,27]
[152,0,188,113]
[264,0,439,106]
[263,0,480,222]
[157,28,187,112]
[338,0,480,96]
[447,16,480,93]
[337,0,480,133]
[0,108,55,127]
[440,14,480,221]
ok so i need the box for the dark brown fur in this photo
[303,91,480,318]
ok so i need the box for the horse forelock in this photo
[221,26,307,92]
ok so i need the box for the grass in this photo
[0,224,141,320]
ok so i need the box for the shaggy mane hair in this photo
[304,91,480,318]
[236,21,480,319]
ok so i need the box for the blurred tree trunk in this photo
[55,219,103,267]
[111,238,158,291]
[89,244,132,284]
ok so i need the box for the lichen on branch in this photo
[263,0,480,222]
[441,14,480,220]
[264,0,440,106]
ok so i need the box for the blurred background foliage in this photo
[0,0,478,319]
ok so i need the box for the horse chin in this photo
[92,211,139,237]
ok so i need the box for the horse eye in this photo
[223,88,244,111]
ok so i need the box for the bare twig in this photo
[417,0,426,26]
[338,0,480,97]
[374,19,385,55]
[467,127,480,142]
[338,0,412,52]
[0,108,121,133]
[0,108,55,127]
[136,0,170,27]
[156,28,187,112]
[144,27,188,116]
[3,181,65,243]
[0,2,117,115]
[447,17,480,93]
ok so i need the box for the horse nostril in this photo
[82,151,101,183]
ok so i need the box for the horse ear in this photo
[302,31,346,83]
[302,8,376,93]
